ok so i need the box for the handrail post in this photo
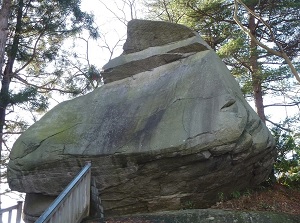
[16,201,23,223]
[35,162,92,223]
[0,201,23,223]
[86,161,91,218]
[8,210,12,223]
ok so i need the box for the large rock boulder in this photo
[8,19,276,220]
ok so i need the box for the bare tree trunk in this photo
[0,0,11,212]
[0,0,22,198]
[234,0,300,83]
[0,0,11,75]
[0,0,23,149]
[248,7,266,123]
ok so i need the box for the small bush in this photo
[272,127,300,188]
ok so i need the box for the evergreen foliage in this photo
[273,126,300,188]
[0,0,99,191]
[145,0,300,186]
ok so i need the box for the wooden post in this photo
[16,201,23,223]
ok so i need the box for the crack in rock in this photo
[18,122,81,159]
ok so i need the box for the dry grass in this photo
[212,183,300,215]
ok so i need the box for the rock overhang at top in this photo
[101,19,210,84]
[8,19,276,218]
[123,19,199,54]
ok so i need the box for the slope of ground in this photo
[83,183,300,223]
[211,183,300,215]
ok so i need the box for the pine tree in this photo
[145,0,300,183]
[0,0,99,187]
[0,0,11,75]
[145,0,300,124]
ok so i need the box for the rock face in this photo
[101,20,207,84]
[8,19,276,220]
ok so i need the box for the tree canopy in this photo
[146,0,300,124]
[145,0,300,183]
[0,0,100,197]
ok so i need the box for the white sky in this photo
[79,0,145,67]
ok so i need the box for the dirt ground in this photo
[211,183,300,215]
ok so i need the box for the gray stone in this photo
[23,193,56,223]
[101,24,210,84]
[123,19,197,54]
[8,20,276,219]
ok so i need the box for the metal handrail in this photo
[35,162,91,223]
[0,201,23,223]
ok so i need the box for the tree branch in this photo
[233,0,300,83]
[12,31,44,76]
[3,131,23,135]
[98,0,127,26]
[13,74,78,94]
[264,102,300,108]
[266,118,293,132]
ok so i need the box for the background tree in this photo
[0,0,99,204]
[146,0,299,122]
[99,0,138,25]
[0,0,11,75]
[145,0,300,182]
[232,0,300,122]
[1,0,143,204]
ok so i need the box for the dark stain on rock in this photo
[133,109,165,148]
[88,102,137,154]
[102,42,209,84]
[168,42,209,54]
[101,54,184,84]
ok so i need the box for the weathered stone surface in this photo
[8,19,276,220]
[123,19,197,54]
[23,194,56,223]
[101,20,209,84]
